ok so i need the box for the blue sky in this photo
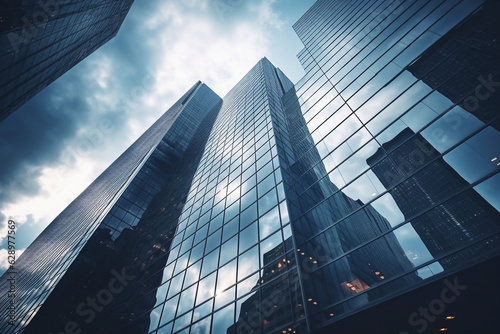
[0,0,316,273]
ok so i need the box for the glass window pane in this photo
[259,206,281,240]
[160,294,180,327]
[238,246,259,281]
[193,301,212,323]
[240,203,257,229]
[205,229,222,254]
[258,188,278,216]
[167,272,184,299]
[196,272,216,305]
[215,286,235,310]
[217,259,237,293]
[220,235,238,265]
[177,284,197,315]
[222,217,239,242]
[237,272,260,298]
[191,315,212,334]
[211,303,235,333]
[239,221,258,253]
[183,261,201,287]
[201,248,219,278]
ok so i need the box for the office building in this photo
[0,81,222,333]
[0,0,135,122]
[287,0,500,331]
[1,0,499,333]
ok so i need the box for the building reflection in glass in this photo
[273,85,422,330]
[367,128,500,270]
[228,238,306,334]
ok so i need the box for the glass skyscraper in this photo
[1,0,499,333]
[0,81,222,333]
[0,0,135,122]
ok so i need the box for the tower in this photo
[0,81,221,333]
[0,0,135,122]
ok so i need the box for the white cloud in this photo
[144,2,271,98]
[252,0,287,30]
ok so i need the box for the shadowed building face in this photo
[0,0,135,122]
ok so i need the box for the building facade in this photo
[0,0,499,333]
[0,0,135,122]
[288,0,500,331]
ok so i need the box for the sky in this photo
[0,0,316,274]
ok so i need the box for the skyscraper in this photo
[1,0,499,333]
[0,81,222,333]
[0,0,135,122]
[285,0,500,331]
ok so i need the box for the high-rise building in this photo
[1,0,499,333]
[0,0,135,122]
[0,81,222,333]
[286,0,500,331]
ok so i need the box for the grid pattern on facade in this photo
[142,59,299,334]
[288,0,500,328]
